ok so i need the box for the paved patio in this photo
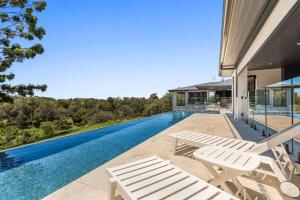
[44,113,290,200]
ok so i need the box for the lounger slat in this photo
[140,174,198,200]
[199,136,219,143]
[238,142,256,151]
[170,131,257,153]
[209,148,228,159]
[132,172,189,198]
[232,154,250,167]
[218,139,236,147]
[196,135,216,143]
[113,159,163,176]
[163,180,208,200]
[126,168,181,191]
[122,165,175,185]
[215,149,234,161]
[223,140,243,148]
[213,138,232,146]
[206,137,225,145]
[175,132,206,140]
[187,186,220,200]
[108,156,159,173]
[193,146,261,172]
[229,141,249,150]
[173,132,199,139]
[212,192,236,200]
[117,161,170,180]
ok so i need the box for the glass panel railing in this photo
[249,77,300,161]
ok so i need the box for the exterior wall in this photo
[248,68,291,113]
[233,68,283,119]
[248,68,282,89]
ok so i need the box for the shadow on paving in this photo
[226,113,274,158]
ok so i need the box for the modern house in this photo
[169,79,232,112]
[219,0,300,119]
[219,0,300,158]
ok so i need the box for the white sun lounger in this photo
[170,122,300,180]
[106,155,239,200]
[169,122,300,197]
[170,121,300,155]
[193,146,262,199]
[193,146,300,199]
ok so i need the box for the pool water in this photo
[0,111,191,200]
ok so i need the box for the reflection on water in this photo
[0,152,23,172]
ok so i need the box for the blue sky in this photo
[10,0,223,99]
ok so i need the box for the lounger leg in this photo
[173,138,178,155]
[109,177,117,200]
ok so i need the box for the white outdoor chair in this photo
[193,145,300,199]
[106,155,240,200]
[193,146,262,199]
[169,122,300,197]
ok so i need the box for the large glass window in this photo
[188,92,206,105]
[256,89,270,105]
[208,91,215,98]
[176,92,185,106]
[248,76,256,109]
[273,88,287,107]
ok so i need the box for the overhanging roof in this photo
[247,3,300,71]
[169,79,232,92]
[219,0,277,77]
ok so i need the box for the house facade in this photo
[219,0,300,119]
[169,79,232,112]
[219,0,300,159]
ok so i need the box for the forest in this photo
[0,93,172,150]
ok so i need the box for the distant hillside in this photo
[0,93,172,150]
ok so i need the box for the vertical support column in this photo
[185,92,189,108]
[236,68,248,119]
[232,70,238,119]
[172,92,177,111]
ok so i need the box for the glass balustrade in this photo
[249,77,300,161]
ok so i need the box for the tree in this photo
[149,93,159,100]
[0,0,47,102]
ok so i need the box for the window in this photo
[273,89,287,107]
[188,92,206,105]
[248,76,256,109]
[176,92,185,106]
[256,90,270,105]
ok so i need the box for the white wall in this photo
[248,68,282,89]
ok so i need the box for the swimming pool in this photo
[0,111,191,200]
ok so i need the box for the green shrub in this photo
[54,117,73,131]
[40,121,55,136]
[89,111,116,124]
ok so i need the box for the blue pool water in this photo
[0,112,191,200]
